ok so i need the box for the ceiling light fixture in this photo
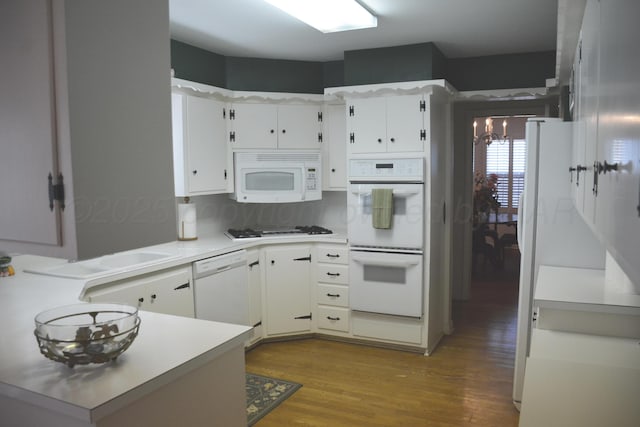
[264,0,377,33]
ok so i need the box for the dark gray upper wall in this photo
[171,40,226,87]
[323,60,346,88]
[446,51,556,91]
[344,42,446,85]
[226,57,325,93]
[170,39,554,93]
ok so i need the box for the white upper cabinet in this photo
[577,0,602,234]
[228,103,278,149]
[322,103,347,190]
[172,93,230,196]
[346,94,427,154]
[571,0,640,288]
[277,104,323,149]
[229,102,322,150]
[347,97,387,153]
[596,0,640,288]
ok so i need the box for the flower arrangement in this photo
[473,172,500,224]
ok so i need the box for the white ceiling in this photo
[169,0,560,62]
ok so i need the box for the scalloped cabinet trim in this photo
[172,77,550,104]
[325,79,456,99]
[171,77,232,101]
[456,86,549,101]
[171,78,324,104]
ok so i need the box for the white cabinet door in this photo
[347,95,426,154]
[229,103,278,149]
[173,93,229,196]
[0,0,61,245]
[230,103,320,150]
[347,97,387,154]
[322,104,347,190]
[88,279,144,308]
[386,94,426,153]
[597,0,640,288]
[578,0,601,232]
[264,245,311,335]
[145,270,194,318]
[87,267,194,318]
[277,104,322,149]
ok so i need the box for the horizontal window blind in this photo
[485,138,526,210]
[512,139,526,208]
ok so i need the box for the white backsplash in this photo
[177,192,347,236]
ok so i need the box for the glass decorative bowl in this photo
[34,303,141,368]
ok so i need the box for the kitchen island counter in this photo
[0,255,252,427]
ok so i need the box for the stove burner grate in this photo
[226,225,332,239]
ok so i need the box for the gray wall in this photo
[170,39,226,87]
[226,57,325,93]
[446,51,556,91]
[171,40,555,92]
[344,42,446,85]
[66,0,176,259]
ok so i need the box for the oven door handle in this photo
[350,189,420,198]
[351,256,421,268]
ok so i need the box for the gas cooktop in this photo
[226,225,333,239]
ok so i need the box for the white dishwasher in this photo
[193,250,249,326]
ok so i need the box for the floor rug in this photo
[246,373,302,426]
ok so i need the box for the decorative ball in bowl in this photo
[34,303,141,368]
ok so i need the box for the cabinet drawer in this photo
[316,246,348,264]
[317,284,349,307]
[536,307,640,339]
[317,264,348,285]
[352,312,423,345]
[317,306,350,332]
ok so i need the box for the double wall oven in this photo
[348,156,425,318]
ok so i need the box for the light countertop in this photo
[0,231,347,422]
[0,254,252,423]
[77,231,347,297]
[534,265,640,316]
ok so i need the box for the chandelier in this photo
[473,117,508,145]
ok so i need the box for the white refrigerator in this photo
[512,118,605,409]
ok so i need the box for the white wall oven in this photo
[348,156,425,318]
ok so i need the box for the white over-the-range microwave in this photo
[230,151,322,203]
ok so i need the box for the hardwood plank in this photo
[246,251,521,426]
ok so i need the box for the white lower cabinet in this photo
[263,244,312,336]
[519,265,640,426]
[247,249,262,345]
[85,267,195,318]
[314,244,350,335]
[520,330,640,427]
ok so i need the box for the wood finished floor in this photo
[245,251,521,426]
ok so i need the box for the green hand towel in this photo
[371,188,393,229]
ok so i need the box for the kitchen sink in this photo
[25,251,180,279]
[33,263,110,278]
[98,252,174,269]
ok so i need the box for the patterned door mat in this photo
[246,373,302,426]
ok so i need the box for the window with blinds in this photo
[485,138,526,211]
